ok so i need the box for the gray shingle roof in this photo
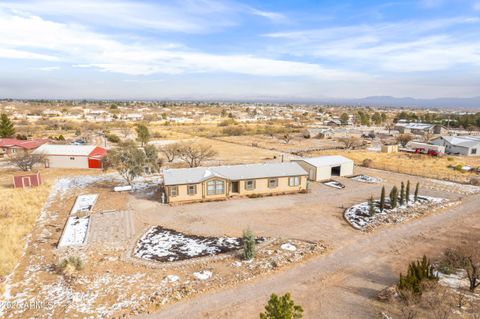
[163,162,308,185]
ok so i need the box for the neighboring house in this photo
[0,138,49,158]
[302,128,334,139]
[33,144,107,168]
[394,123,447,135]
[430,136,480,156]
[292,155,354,181]
[163,162,308,204]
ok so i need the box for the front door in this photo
[22,177,31,188]
[231,181,239,193]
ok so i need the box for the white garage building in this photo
[292,155,354,181]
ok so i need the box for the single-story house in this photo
[292,155,354,181]
[163,162,308,204]
[0,138,48,158]
[430,136,480,156]
[302,128,334,139]
[394,123,447,136]
[33,144,107,169]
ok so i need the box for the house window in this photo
[268,178,278,188]
[187,185,197,196]
[472,148,477,155]
[245,180,255,190]
[170,186,178,197]
[70,157,75,160]
[288,176,300,186]
[207,180,225,195]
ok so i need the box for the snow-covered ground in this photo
[58,216,90,247]
[70,194,98,214]
[322,180,345,189]
[134,226,245,262]
[350,175,382,184]
[280,243,297,251]
[345,195,446,230]
[193,271,212,280]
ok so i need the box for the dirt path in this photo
[138,194,480,319]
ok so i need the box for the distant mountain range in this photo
[336,96,480,109]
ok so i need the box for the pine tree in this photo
[380,186,385,212]
[243,228,256,260]
[390,186,398,209]
[260,293,303,319]
[406,180,410,205]
[400,182,405,206]
[414,182,420,202]
[368,196,375,216]
[0,113,15,138]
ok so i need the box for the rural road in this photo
[139,194,480,319]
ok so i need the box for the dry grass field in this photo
[310,149,480,183]
[0,167,102,285]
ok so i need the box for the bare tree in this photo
[118,123,131,138]
[465,255,480,292]
[397,133,414,147]
[178,142,217,167]
[9,152,46,171]
[160,143,180,162]
[338,136,362,150]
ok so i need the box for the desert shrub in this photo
[447,157,454,162]
[398,255,438,296]
[437,248,467,275]
[222,125,247,136]
[362,158,373,167]
[243,228,255,260]
[106,133,120,143]
[260,293,303,319]
[151,131,166,138]
[470,177,480,186]
[454,164,464,172]
[57,256,84,278]
[218,119,236,127]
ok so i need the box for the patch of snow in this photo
[345,195,446,230]
[438,270,468,290]
[280,243,297,251]
[58,216,90,247]
[323,180,345,189]
[134,226,248,262]
[164,275,179,282]
[350,175,382,184]
[70,194,98,214]
[193,271,212,280]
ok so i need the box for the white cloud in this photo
[0,7,362,80]
[264,17,480,72]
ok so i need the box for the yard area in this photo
[310,149,480,183]
[2,163,479,318]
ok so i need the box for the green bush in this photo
[398,255,438,295]
[106,133,120,143]
[243,228,256,260]
[260,293,303,319]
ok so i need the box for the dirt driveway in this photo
[138,193,480,319]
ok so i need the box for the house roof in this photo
[294,155,353,167]
[163,162,308,186]
[0,138,49,149]
[33,144,104,156]
[435,136,480,148]
[395,123,435,130]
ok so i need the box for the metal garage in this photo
[291,155,354,181]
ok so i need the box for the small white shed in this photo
[292,155,354,181]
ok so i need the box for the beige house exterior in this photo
[163,163,308,204]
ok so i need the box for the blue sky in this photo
[0,0,479,99]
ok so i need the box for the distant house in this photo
[394,123,447,135]
[430,136,480,156]
[163,162,308,204]
[33,144,107,169]
[0,138,49,158]
[292,155,354,181]
[302,128,334,139]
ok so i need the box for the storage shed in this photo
[13,171,42,188]
[32,144,107,169]
[292,155,354,181]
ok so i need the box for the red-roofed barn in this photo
[32,144,107,169]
